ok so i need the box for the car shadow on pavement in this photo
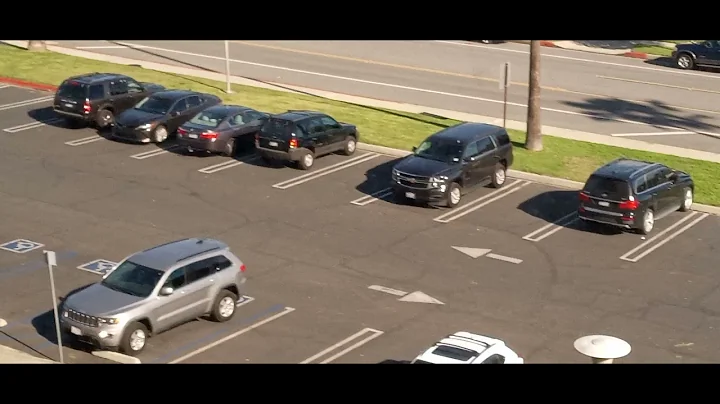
[27,107,81,129]
[355,156,431,208]
[644,57,720,73]
[517,190,623,235]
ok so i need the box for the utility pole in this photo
[525,40,543,151]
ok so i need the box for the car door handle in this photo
[493,155,501,159]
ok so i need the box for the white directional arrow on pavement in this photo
[451,246,491,259]
[398,291,444,305]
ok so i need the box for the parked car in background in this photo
[177,105,268,157]
[673,40,720,70]
[578,158,694,235]
[412,332,524,364]
[60,238,247,356]
[391,123,513,208]
[112,90,221,143]
[53,73,165,129]
[255,110,359,170]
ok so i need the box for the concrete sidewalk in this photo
[0,345,55,364]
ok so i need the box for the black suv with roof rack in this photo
[391,123,514,208]
[255,110,359,170]
[578,158,694,235]
[53,72,165,129]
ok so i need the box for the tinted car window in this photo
[635,176,648,193]
[135,96,173,115]
[88,84,105,100]
[646,169,669,189]
[101,260,164,298]
[319,116,340,128]
[261,118,296,138]
[494,131,510,146]
[482,354,505,364]
[463,141,481,158]
[109,80,128,96]
[57,81,87,99]
[163,268,187,289]
[186,96,202,108]
[170,99,189,113]
[303,117,326,134]
[127,80,143,93]
[186,259,214,283]
[583,175,630,199]
[189,109,229,128]
[476,137,496,154]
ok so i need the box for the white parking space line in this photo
[522,212,579,242]
[300,328,384,364]
[620,212,710,263]
[272,153,379,190]
[433,180,530,224]
[65,135,104,146]
[350,187,394,206]
[167,307,295,364]
[485,253,523,264]
[611,131,696,137]
[3,118,63,133]
[197,155,260,174]
[91,350,141,364]
[0,96,53,111]
[235,296,255,308]
[130,145,180,160]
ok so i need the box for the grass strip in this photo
[633,45,674,57]
[1,44,719,206]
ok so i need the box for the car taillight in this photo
[83,98,91,114]
[289,138,298,148]
[200,131,218,140]
[177,127,187,136]
[578,192,590,202]
[240,264,246,272]
[618,197,639,210]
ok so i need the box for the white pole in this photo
[45,250,64,364]
[224,40,232,94]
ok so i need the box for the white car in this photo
[412,331,524,364]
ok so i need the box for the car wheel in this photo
[119,322,149,356]
[490,162,507,188]
[446,182,462,208]
[297,151,314,170]
[223,138,236,157]
[342,136,357,156]
[210,290,238,323]
[151,125,168,143]
[637,209,655,235]
[679,187,693,212]
[95,108,114,129]
[676,54,695,70]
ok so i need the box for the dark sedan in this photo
[112,90,221,143]
[177,105,268,157]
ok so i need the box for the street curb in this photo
[512,40,658,60]
[0,76,56,92]
[622,51,650,60]
[357,142,720,216]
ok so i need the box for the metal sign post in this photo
[499,62,511,128]
[44,250,64,364]
[224,40,233,94]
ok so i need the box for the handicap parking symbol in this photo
[0,239,45,254]
[78,259,118,276]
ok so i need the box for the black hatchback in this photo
[177,105,268,157]
[578,158,694,234]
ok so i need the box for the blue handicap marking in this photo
[0,239,45,254]
[77,259,118,276]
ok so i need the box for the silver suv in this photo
[60,238,247,356]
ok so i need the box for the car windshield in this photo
[134,96,173,115]
[100,260,164,298]
[57,81,87,99]
[188,109,229,128]
[414,138,464,163]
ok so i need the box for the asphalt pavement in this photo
[51,40,720,154]
[1,86,720,363]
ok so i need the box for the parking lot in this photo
[1,84,720,364]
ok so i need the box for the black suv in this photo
[673,40,720,70]
[578,158,694,235]
[391,123,514,208]
[53,73,165,129]
[255,111,359,170]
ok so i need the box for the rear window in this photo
[189,109,229,128]
[583,175,630,199]
[89,84,105,100]
[57,81,87,99]
[431,345,478,362]
[494,131,511,146]
[261,118,297,138]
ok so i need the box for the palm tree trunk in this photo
[27,41,47,52]
[525,40,543,151]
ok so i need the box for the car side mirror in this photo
[170,111,180,117]
[412,146,417,152]
[159,287,174,296]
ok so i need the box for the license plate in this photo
[405,192,416,199]
[70,326,82,336]
[64,103,73,108]
[189,134,198,139]
[269,141,278,147]
[598,201,610,207]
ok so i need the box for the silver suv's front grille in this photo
[66,308,99,328]
[395,170,432,189]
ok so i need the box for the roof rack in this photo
[177,246,221,262]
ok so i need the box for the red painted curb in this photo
[0,76,57,92]
[539,41,558,48]
[622,51,649,60]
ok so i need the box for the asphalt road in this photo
[52,40,720,154]
[1,86,720,364]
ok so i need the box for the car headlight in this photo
[137,123,153,130]
[98,318,120,325]
[392,169,399,179]
[429,176,448,188]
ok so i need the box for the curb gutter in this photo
[507,40,653,60]
[357,142,720,216]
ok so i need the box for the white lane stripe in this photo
[611,131,695,137]
[522,212,578,242]
[368,284,408,297]
[350,187,394,206]
[433,181,530,224]
[130,145,180,160]
[485,253,523,264]
[3,118,63,133]
[620,212,709,263]
[65,135,104,146]
[272,153,378,190]
[197,155,259,174]
[76,45,151,49]
[432,180,526,223]
[300,328,384,364]
[0,96,54,111]
[168,307,296,364]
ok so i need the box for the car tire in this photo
[223,138,236,157]
[95,108,114,129]
[119,322,149,356]
[297,151,314,170]
[637,209,655,235]
[490,162,507,188]
[151,125,168,143]
[446,182,462,208]
[679,187,693,212]
[341,136,357,156]
[210,289,238,323]
[676,53,695,70]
